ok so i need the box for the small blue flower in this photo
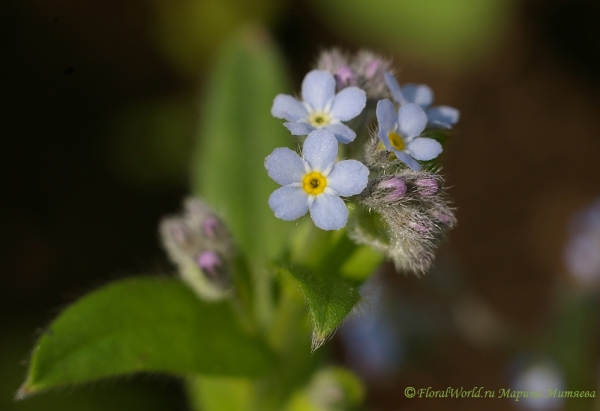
[271,70,367,144]
[384,72,459,129]
[265,129,369,230]
[376,99,442,171]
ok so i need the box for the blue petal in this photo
[324,123,356,144]
[265,147,306,185]
[400,83,433,108]
[301,70,336,110]
[327,160,369,196]
[406,137,442,161]
[284,122,314,136]
[329,87,366,121]
[376,99,396,150]
[384,72,405,104]
[271,94,308,121]
[310,193,348,230]
[396,103,427,138]
[302,129,338,172]
[268,185,309,221]
[393,150,421,171]
[426,106,460,128]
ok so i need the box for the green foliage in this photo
[313,0,515,65]
[187,280,322,411]
[191,26,293,265]
[279,266,360,350]
[280,222,382,349]
[283,367,365,411]
[18,278,275,398]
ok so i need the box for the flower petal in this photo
[301,70,336,110]
[324,123,356,144]
[406,137,443,161]
[426,106,460,128]
[329,87,366,121]
[376,99,396,150]
[327,160,369,196]
[284,121,314,136]
[396,103,427,138]
[265,147,306,185]
[271,94,308,121]
[268,185,309,221]
[384,72,405,104]
[302,129,338,172]
[393,150,421,171]
[400,83,433,108]
[310,193,348,230]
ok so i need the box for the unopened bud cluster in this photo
[159,198,233,300]
[316,49,392,99]
[350,165,456,274]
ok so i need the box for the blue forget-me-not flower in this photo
[376,99,443,171]
[384,72,459,129]
[265,129,369,230]
[271,70,367,144]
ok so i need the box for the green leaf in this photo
[187,280,322,411]
[18,277,275,398]
[191,26,293,264]
[279,266,361,350]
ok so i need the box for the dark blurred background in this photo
[2,0,600,410]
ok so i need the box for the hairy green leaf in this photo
[18,277,275,398]
[279,267,361,350]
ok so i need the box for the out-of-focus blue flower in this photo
[564,197,600,285]
[340,278,405,379]
[265,129,369,230]
[376,99,442,171]
[511,358,565,410]
[384,72,459,129]
[271,70,367,144]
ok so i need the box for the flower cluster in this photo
[159,198,233,300]
[267,49,460,273]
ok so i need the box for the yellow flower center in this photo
[308,111,331,127]
[388,132,405,151]
[302,171,327,195]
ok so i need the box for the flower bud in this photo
[159,197,234,301]
[409,221,429,233]
[365,60,381,79]
[202,216,222,240]
[334,66,356,90]
[415,178,438,196]
[197,250,225,280]
[162,219,191,247]
[377,177,407,201]
[431,208,455,227]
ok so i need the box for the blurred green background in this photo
[2,0,600,410]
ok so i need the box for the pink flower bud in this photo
[334,66,356,89]
[365,60,380,79]
[415,178,438,196]
[409,221,429,233]
[197,251,223,280]
[202,216,221,240]
[378,177,407,201]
